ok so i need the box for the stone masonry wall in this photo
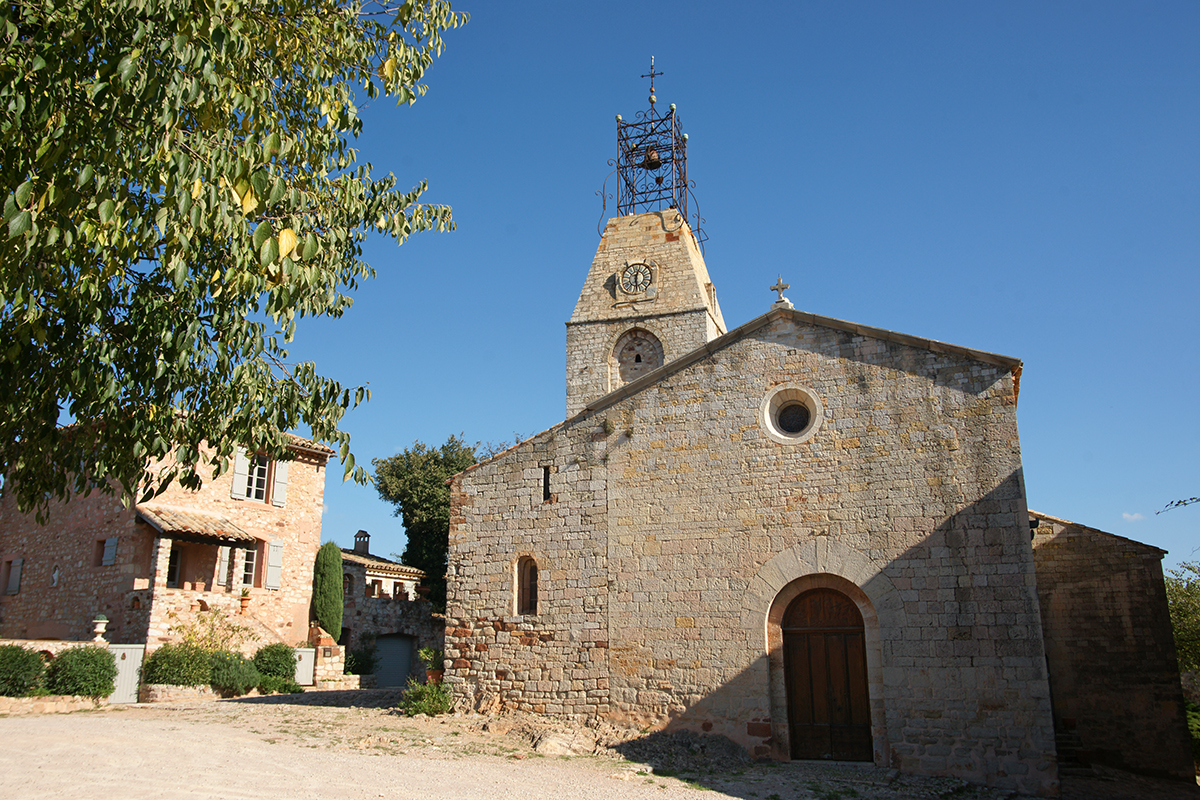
[448,311,1057,796]
[566,211,725,417]
[1032,514,1194,780]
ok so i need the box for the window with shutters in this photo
[230,448,289,507]
[516,556,538,616]
[93,537,118,567]
[2,558,22,595]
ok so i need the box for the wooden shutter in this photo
[230,448,250,500]
[5,558,22,595]
[101,537,118,566]
[271,460,288,507]
[217,546,230,589]
[264,542,284,590]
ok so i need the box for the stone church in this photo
[443,92,1191,796]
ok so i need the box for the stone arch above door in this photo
[740,540,903,764]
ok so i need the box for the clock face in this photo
[620,263,653,293]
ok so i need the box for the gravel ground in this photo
[1,690,1197,800]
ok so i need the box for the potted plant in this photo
[239,588,250,614]
[418,646,444,684]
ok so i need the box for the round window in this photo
[759,384,824,445]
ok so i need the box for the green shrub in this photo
[417,646,444,671]
[209,651,260,697]
[257,674,304,695]
[46,647,117,698]
[344,642,378,675]
[1185,701,1200,763]
[142,643,211,686]
[312,542,343,641]
[253,643,296,681]
[0,645,46,697]
[396,675,453,717]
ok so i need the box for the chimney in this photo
[354,529,370,554]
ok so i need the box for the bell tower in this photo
[566,60,725,417]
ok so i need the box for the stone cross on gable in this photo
[770,275,794,310]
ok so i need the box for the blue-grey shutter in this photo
[5,558,22,594]
[264,542,283,590]
[271,460,288,507]
[230,448,250,500]
[101,537,118,566]
[217,546,230,588]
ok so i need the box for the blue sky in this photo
[291,1,1200,569]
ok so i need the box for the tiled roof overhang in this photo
[137,505,258,548]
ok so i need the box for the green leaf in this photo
[252,222,272,250]
[98,199,115,224]
[14,181,34,208]
[7,210,31,238]
[77,165,94,187]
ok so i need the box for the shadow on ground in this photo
[224,687,406,709]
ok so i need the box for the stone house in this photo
[0,436,331,648]
[339,529,443,687]
[443,209,1192,796]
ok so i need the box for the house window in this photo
[2,558,22,595]
[93,537,118,567]
[542,465,552,503]
[517,556,538,616]
[166,546,181,588]
[243,545,258,587]
[231,448,289,507]
[343,573,351,597]
[246,455,270,501]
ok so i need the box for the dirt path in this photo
[0,692,1196,800]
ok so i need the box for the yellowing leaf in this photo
[383,57,396,80]
[278,227,297,258]
[241,186,259,215]
[191,178,203,199]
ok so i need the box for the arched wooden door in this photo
[783,588,873,761]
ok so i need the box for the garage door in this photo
[374,634,416,688]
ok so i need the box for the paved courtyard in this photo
[0,692,1196,800]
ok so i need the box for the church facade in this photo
[445,208,1066,795]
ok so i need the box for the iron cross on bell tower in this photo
[610,57,706,247]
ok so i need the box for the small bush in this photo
[344,642,378,675]
[209,651,260,697]
[257,674,305,695]
[142,643,211,686]
[253,643,296,681]
[46,647,117,698]
[417,646,444,671]
[396,675,453,717]
[0,645,46,697]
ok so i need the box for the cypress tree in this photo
[312,542,343,642]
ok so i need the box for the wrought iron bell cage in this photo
[613,105,704,244]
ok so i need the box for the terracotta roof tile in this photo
[137,505,258,545]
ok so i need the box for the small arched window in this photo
[517,556,538,616]
[342,573,351,597]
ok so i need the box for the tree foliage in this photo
[1166,561,1200,674]
[373,434,478,610]
[1159,498,1199,514]
[0,0,465,516]
[312,540,343,641]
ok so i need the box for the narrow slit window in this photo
[517,556,538,616]
[542,465,551,503]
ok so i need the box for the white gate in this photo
[294,647,316,686]
[108,644,145,704]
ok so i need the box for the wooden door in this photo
[783,589,873,761]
